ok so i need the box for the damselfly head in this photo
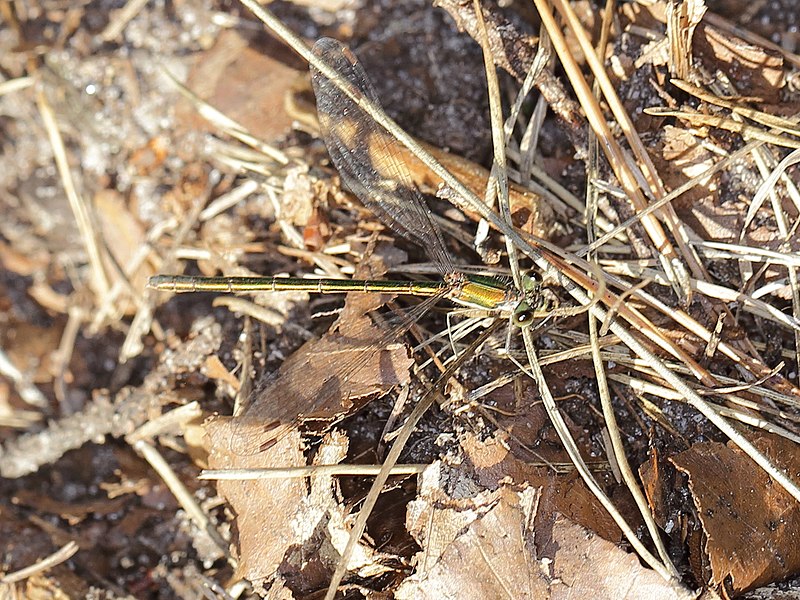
[512,272,558,328]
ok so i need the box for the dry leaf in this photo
[694,25,784,101]
[545,515,689,600]
[95,188,151,314]
[206,423,390,593]
[460,432,624,544]
[671,435,800,593]
[1,321,62,385]
[639,448,673,531]
[228,298,415,456]
[178,28,301,141]
[205,418,308,585]
[400,472,687,600]
[202,355,240,392]
[660,126,718,197]
[398,484,549,599]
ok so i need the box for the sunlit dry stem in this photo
[536,0,695,297]
[323,323,502,600]
[36,86,110,299]
[130,439,231,565]
[586,95,677,575]
[551,0,712,291]
[0,541,79,584]
[671,79,800,137]
[645,107,800,149]
[200,464,427,479]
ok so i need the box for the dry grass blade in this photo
[35,86,110,299]
[130,438,229,562]
[520,324,687,588]
[324,321,502,600]
[200,464,426,480]
[746,148,800,395]
[97,0,149,42]
[538,0,699,298]
[671,78,800,137]
[603,259,800,331]
[473,0,520,287]
[644,107,800,149]
[582,123,800,257]
[0,76,33,96]
[586,100,677,574]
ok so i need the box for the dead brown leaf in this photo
[1,320,63,386]
[95,188,150,315]
[399,469,686,599]
[228,294,415,456]
[671,435,800,594]
[205,417,308,585]
[202,355,240,392]
[639,448,673,531]
[653,125,718,211]
[694,25,784,101]
[545,515,689,599]
[206,423,392,593]
[399,482,549,598]
[461,431,624,544]
[178,28,302,142]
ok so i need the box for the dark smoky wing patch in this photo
[310,37,455,275]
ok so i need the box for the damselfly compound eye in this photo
[513,301,535,328]
[520,272,542,294]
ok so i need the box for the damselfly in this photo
[149,38,542,326]
[149,38,547,452]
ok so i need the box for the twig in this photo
[98,0,150,42]
[1,541,79,584]
[131,439,230,561]
[53,305,84,405]
[0,76,33,96]
[0,319,221,478]
[0,346,48,407]
[200,464,427,479]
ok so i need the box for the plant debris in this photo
[2,0,800,598]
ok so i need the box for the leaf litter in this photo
[1,0,800,598]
